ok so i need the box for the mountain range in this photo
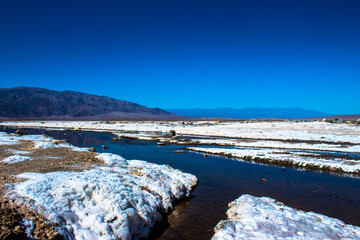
[0,87,351,120]
[0,87,178,120]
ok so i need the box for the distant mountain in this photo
[166,107,330,119]
[0,87,179,120]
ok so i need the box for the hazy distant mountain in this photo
[166,107,329,119]
[0,87,179,120]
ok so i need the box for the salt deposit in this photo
[2,120,359,143]
[212,194,360,239]
[188,147,360,174]
[3,155,33,164]
[7,146,197,240]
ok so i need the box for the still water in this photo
[4,127,360,240]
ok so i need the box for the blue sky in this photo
[1,0,359,114]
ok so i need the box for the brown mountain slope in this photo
[0,87,180,120]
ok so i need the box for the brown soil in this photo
[0,197,63,240]
[0,139,103,179]
[0,136,104,240]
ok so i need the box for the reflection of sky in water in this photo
[3,126,360,240]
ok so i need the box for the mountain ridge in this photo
[0,87,179,120]
[1,87,354,120]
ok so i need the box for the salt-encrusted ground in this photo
[2,120,359,143]
[188,147,360,174]
[114,133,360,153]
[212,194,360,240]
[0,132,197,239]
[0,131,86,151]
[1,122,360,239]
[2,155,33,164]
[2,120,359,175]
[193,138,360,153]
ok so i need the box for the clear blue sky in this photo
[1,0,359,114]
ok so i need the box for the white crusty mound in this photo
[2,155,33,164]
[212,194,360,240]
[11,155,197,240]
[97,152,127,166]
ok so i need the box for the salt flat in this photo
[2,120,359,143]
[1,121,360,239]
